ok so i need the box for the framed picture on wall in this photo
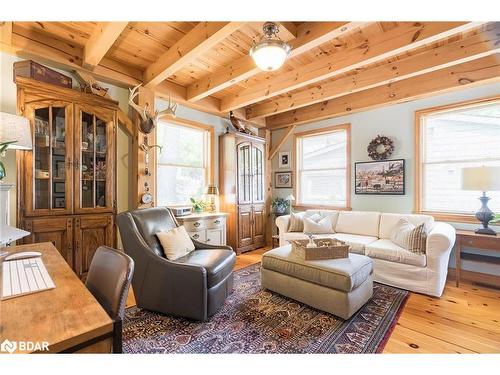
[278,151,291,169]
[275,171,293,188]
[355,159,405,195]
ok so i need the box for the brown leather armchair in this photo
[116,207,235,321]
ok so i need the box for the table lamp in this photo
[205,185,219,213]
[285,194,295,213]
[462,166,500,235]
[0,112,32,180]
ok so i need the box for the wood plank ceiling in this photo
[1,21,499,129]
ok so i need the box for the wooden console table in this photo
[0,242,113,353]
[454,230,500,288]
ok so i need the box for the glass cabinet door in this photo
[252,144,264,203]
[237,142,252,204]
[74,106,114,213]
[24,101,73,216]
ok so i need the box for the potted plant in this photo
[190,197,207,213]
[271,197,290,215]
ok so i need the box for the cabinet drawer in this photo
[205,216,225,229]
[461,236,500,250]
[183,220,206,232]
[188,231,206,242]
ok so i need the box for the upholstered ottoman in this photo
[261,245,373,319]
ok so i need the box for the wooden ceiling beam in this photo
[247,22,500,119]
[83,22,128,69]
[143,22,244,88]
[186,22,362,102]
[266,54,500,129]
[277,22,297,39]
[0,22,13,45]
[0,26,234,120]
[221,22,483,112]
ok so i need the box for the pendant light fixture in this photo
[250,22,291,71]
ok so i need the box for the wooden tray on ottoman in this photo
[291,238,350,260]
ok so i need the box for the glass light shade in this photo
[462,166,500,191]
[250,40,291,71]
[0,112,32,150]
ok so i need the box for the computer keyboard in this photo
[1,257,55,300]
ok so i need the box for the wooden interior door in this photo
[22,100,73,217]
[74,105,115,215]
[238,204,253,250]
[22,217,73,267]
[74,214,114,279]
[252,204,266,246]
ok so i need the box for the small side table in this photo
[454,230,500,287]
[272,235,280,249]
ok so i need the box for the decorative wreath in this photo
[367,135,394,160]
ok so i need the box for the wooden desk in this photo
[0,242,113,353]
[454,230,500,288]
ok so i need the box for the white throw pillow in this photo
[156,226,195,261]
[303,216,333,234]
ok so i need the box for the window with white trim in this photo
[156,121,211,206]
[295,126,349,207]
[419,99,500,214]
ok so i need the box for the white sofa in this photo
[276,210,456,297]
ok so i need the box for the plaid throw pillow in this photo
[288,212,305,232]
[390,219,428,255]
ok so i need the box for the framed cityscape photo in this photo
[355,159,405,195]
[275,171,293,188]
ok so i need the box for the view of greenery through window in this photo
[156,121,209,206]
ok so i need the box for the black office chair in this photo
[85,246,134,353]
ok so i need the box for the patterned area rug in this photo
[123,263,408,354]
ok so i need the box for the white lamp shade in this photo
[461,166,500,192]
[0,112,32,150]
[285,194,295,201]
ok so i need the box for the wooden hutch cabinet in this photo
[219,131,266,254]
[16,77,117,279]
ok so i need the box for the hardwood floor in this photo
[236,248,500,354]
[127,247,500,354]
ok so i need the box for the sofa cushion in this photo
[365,239,427,267]
[262,246,373,292]
[175,249,235,288]
[335,211,381,237]
[379,213,434,239]
[332,233,378,255]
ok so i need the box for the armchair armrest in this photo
[426,222,456,269]
[192,238,233,251]
[276,215,291,234]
